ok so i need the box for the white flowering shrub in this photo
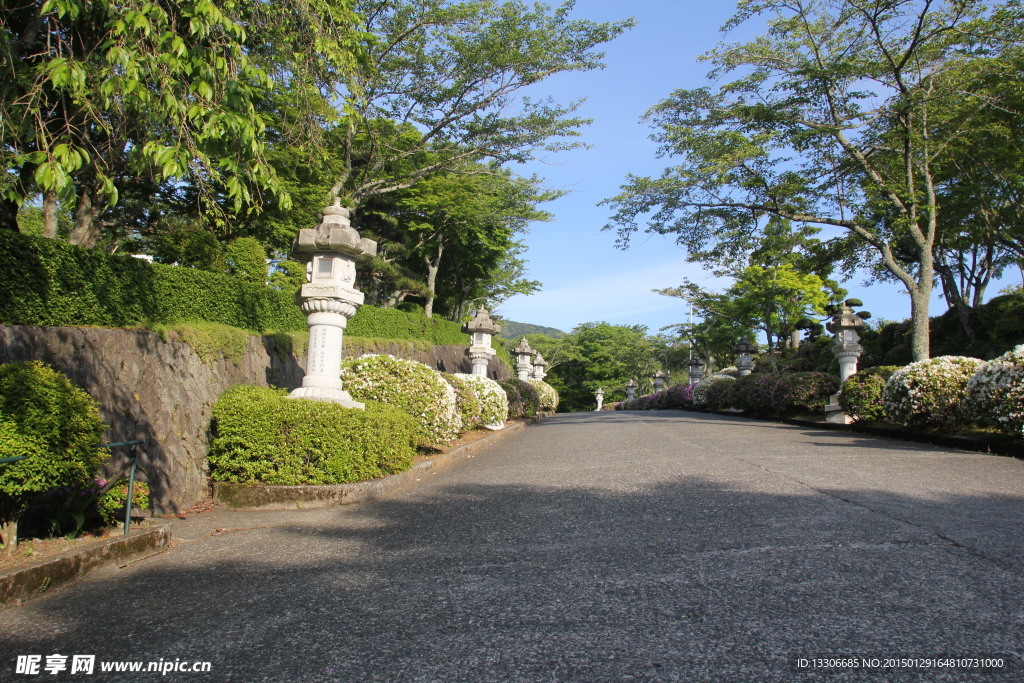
[443,374,483,432]
[882,356,984,428]
[964,344,1024,434]
[692,374,735,407]
[528,379,559,411]
[341,355,461,448]
[453,373,509,429]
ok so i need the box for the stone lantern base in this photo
[824,394,852,424]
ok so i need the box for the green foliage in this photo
[542,322,670,412]
[0,361,108,548]
[691,375,734,408]
[444,374,484,432]
[704,377,737,410]
[839,366,900,423]
[528,379,559,411]
[498,379,541,419]
[167,321,251,366]
[771,372,839,417]
[883,356,985,428]
[452,373,509,428]
[209,385,416,485]
[0,232,305,331]
[341,355,462,449]
[965,345,1024,434]
[97,481,150,527]
[347,305,469,346]
[223,238,268,287]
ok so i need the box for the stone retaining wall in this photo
[0,325,511,513]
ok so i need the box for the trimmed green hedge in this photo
[0,232,304,332]
[347,306,468,346]
[208,385,416,485]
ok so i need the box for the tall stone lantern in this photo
[462,308,501,377]
[289,199,376,409]
[652,370,667,392]
[824,298,871,424]
[625,379,637,400]
[595,387,605,411]
[513,338,536,381]
[687,357,705,385]
[827,299,870,383]
[531,352,549,381]
[734,340,758,376]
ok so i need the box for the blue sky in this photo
[496,0,1016,335]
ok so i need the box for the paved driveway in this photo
[2,411,1023,681]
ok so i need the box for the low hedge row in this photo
[0,232,489,350]
[208,385,417,485]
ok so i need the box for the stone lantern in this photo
[288,199,376,409]
[687,357,705,385]
[652,370,666,393]
[531,352,549,381]
[595,387,605,411]
[824,298,871,424]
[513,337,536,381]
[625,379,637,400]
[462,308,501,377]
[734,340,758,376]
[827,299,870,383]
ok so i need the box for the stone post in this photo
[625,379,637,400]
[462,308,501,377]
[824,298,870,424]
[734,340,758,376]
[513,337,536,381]
[687,357,705,385]
[531,352,549,381]
[595,387,605,411]
[652,370,666,393]
[289,199,376,409]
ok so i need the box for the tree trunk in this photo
[1,519,18,555]
[936,264,976,343]
[0,197,20,232]
[423,243,443,318]
[909,285,932,362]
[43,190,58,238]
[69,184,101,248]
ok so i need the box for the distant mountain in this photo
[497,320,567,340]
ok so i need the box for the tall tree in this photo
[603,0,1023,361]
[329,0,633,208]
[0,0,365,245]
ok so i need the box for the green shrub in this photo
[347,306,469,346]
[965,344,1024,435]
[691,374,735,408]
[771,372,838,416]
[883,356,984,428]
[341,355,461,449]
[705,376,737,410]
[208,385,416,485]
[163,320,251,365]
[444,374,484,432]
[839,366,900,423]
[223,238,268,287]
[0,361,108,552]
[0,232,304,331]
[452,374,509,428]
[528,379,559,411]
[730,374,760,412]
[97,480,151,527]
[498,378,540,418]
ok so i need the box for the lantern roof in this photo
[513,337,535,355]
[292,199,376,261]
[462,308,501,335]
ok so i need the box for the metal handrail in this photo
[98,441,145,534]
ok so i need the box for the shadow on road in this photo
[3,469,1022,681]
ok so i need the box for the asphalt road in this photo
[2,410,1023,681]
